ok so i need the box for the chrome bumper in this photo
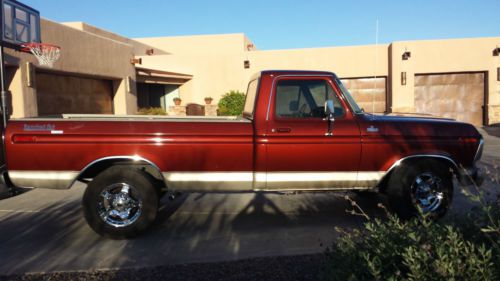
[457,135,485,186]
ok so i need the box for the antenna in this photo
[372,19,379,115]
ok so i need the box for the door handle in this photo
[272,127,291,133]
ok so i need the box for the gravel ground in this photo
[0,254,326,281]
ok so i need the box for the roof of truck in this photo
[250,70,337,81]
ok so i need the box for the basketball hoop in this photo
[21,42,61,68]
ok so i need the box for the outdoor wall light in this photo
[401,72,407,85]
[497,67,500,81]
[493,47,500,56]
[244,60,250,69]
[402,51,411,60]
[130,57,142,65]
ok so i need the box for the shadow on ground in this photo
[0,188,388,275]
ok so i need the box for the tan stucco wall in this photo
[136,34,500,125]
[137,38,389,105]
[4,18,500,125]
[390,37,500,123]
[136,33,253,55]
[5,19,139,117]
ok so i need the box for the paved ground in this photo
[0,129,498,276]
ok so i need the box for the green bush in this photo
[323,184,500,281]
[137,107,167,115]
[324,213,496,281]
[217,90,245,116]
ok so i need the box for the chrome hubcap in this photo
[411,172,444,213]
[98,183,142,227]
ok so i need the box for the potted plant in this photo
[173,97,182,106]
[204,97,213,105]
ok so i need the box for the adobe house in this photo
[4,19,500,126]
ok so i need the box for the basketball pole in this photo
[0,44,8,128]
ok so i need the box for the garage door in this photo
[414,73,485,126]
[36,73,114,116]
[340,77,386,113]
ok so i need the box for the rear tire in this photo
[82,166,158,239]
[386,160,453,220]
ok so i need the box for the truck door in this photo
[263,76,361,190]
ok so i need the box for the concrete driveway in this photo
[0,129,498,275]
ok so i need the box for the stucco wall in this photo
[137,34,500,125]
[390,37,500,123]
[136,33,252,55]
[4,18,500,125]
[5,19,138,117]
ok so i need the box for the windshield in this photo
[334,76,363,114]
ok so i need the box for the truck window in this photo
[243,79,259,118]
[275,80,345,118]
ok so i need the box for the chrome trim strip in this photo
[164,172,253,182]
[8,169,387,191]
[15,115,251,123]
[163,171,385,191]
[72,155,166,188]
[9,171,79,189]
[380,154,460,186]
[163,172,254,191]
[265,172,358,182]
[262,171,383,190]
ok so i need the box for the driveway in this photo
[0,129,498,275]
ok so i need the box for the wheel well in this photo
[77,159,166,190]
[378,156,456,193]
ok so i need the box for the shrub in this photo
[323,173,500,281]
[137,107,167,115]
[217,90,245,116]
[324,212,496,281]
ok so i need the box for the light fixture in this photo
[401,72,407,85]
[402,51,411,60]
[244,60,250,69]
[493,47,500,56]
[497,67,500,81]
[130,57,142,65]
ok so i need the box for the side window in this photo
[275,79,345,118]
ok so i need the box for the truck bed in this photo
[5,115,255,190]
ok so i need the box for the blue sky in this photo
[21,0,500,50]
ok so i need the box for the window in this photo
[275,79,345,118]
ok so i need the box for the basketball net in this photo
[22,42,61,68]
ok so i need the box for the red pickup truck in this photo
[2,70,483,238]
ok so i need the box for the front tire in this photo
[387,160,453,219]
[82,166,159,239]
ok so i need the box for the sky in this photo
[21,0,500,50]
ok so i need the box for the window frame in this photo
[272,77,346,121]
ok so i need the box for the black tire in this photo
[386,159,453,220]
[82,166,159,239]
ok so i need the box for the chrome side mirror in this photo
[325,100,335,119]
[325,100,335,136]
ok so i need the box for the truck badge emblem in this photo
[367,125,379,133]
[23,124,56,131]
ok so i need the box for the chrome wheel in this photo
[411,172,444,213]
[97,183,142,228]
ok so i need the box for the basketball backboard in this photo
[1,0,40,49]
